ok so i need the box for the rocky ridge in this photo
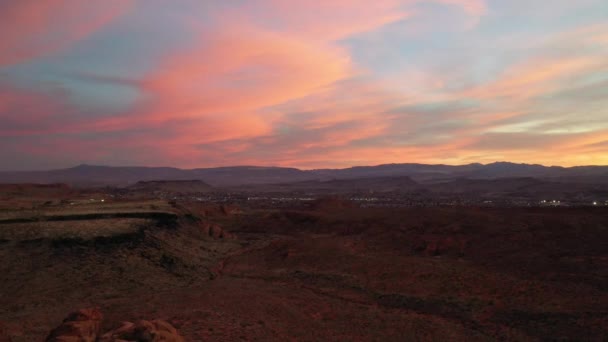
[45,309,183,342]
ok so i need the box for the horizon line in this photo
[2,161,607,173]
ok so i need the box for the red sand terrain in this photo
[0,193,607,341]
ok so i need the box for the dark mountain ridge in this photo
[1,162,607,187]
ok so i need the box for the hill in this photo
[1,162,608,187]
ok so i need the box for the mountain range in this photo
[1,162,608,187]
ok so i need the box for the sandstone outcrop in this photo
[45,309,183,342]
[200,222,235,240]
[45,308,103,342]
[220,204,242,216]
[99,319,184,342]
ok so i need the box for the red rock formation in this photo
[46,309,183,342]
[99,319,184,342]
[220,204,242,216]
[199,222,235,240]
[45,308,103,342]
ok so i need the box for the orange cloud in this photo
[235,0,486,41]
[461,56,607,102]
[458,22,608,104]
[264,139,476,169]
[437,0,486,15]
[0,0,133,66]
[245,0,409,40]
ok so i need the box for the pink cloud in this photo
[0,85,75,135]
[113,18,359,148]
[437,0,486,16]
[242,0,409,40]
[234,0,486,41]
[143,23,352,120]
[0,0,133,66]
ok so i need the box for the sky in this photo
[1,0,607,170]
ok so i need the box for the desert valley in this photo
[0,163,607,341]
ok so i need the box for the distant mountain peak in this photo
[71,163,102,169]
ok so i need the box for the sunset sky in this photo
[1,0,607,170]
